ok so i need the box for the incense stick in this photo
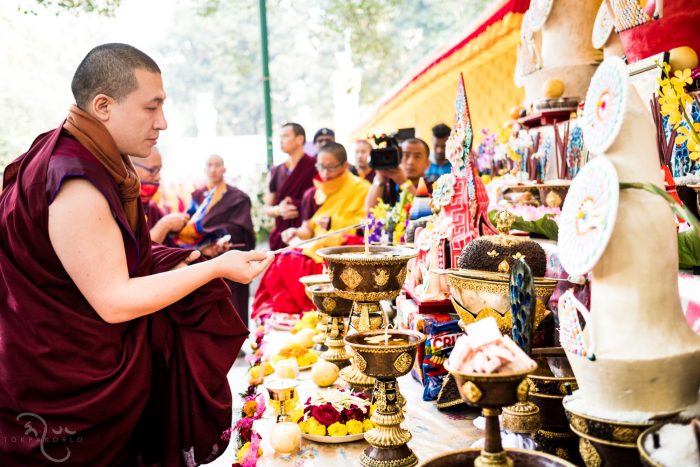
[270,221,370,255]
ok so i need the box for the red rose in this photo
[311,403,341,426]
[343,406,365,422]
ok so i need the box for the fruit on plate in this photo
[292,327,316,348]
[272,344,318,367]
[311,359,340,387]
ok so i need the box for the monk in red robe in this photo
[0,43,273,466]
[264,122,317,251]
[131,146,190,243]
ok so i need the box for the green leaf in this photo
[488,210,559,241]
[679,229,700,270]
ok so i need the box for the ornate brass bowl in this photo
[300,274,331,351]
[345,330,426,467]
[563,398,657,467]
[421,447,577,466]
[527,348,580,464]
[444,361,538,467]
[447,269,556,334]
[317,245,418,302]
[636,420,699,467]
[308,283,353,368]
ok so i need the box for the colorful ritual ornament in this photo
[442,73,496,267]
[509,259,536,355]
[558,156,619,277]
[558,289,595,361]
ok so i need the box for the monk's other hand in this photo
[172,250,201,270]
[278,197,299,220]
[316,215,331,231]
[160,212,190,233]
[216,250,275,284]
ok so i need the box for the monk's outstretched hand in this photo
[215,250,274,284]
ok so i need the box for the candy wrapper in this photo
[410,313,455,383]
[419,319,462,401]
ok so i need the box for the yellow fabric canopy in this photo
[352,0,528,145]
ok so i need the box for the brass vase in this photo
[300,273,331,352]
[345,329,426,467]
[317,245,418,389]
[307,283,353,369]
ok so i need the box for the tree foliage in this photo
[20,0,121,16]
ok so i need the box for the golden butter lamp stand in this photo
[307,283,354,369]
[345,329,426,467]
[317,245,418,389]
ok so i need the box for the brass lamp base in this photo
[340,362,375,388]
[320,316,351,369]
[501,401,541,434]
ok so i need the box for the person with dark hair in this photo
[0,43,273,465]
[313,127,335,154]
[365,137,431,210]
[253,142,369,320]
[131,146,190,243]
[264,122,317,250]
[355,139,375,182]
[424,123,452,183]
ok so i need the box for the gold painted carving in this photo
[570,414,588,434]
[393,352,413,374]
[322,296,336,312]
[374,269,389,287]
[340,267,363,289]
[397,266,407,285]
[354,351,367,373]
[462,381,483,403]
[516,379,530,402]
[498,259,511,273]
[612,426,640,444]
[579,438,602,467]
[487,249,499,257]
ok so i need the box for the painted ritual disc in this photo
[527,0,554,31]
[558,156,619,276]
[592,1,614,49]
[581,57,629,155]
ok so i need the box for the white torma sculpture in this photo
[558,57,700,417]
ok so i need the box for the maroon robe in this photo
[0,126,246,466]
[189,185,256,323]
[268,155,317,250]
[145,199,165,230]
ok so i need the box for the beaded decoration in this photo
[608,0,649,32]
[559,289,596,361]
[592,1,615,49]
[558,156,619,276]
[527,0,554,31]
[581,57,629,155]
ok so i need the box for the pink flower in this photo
[311,403,342,426]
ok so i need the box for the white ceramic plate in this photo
[302,432,365,444]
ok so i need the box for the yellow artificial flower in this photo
[363,419,374,432]
[328,422,348,437]
[290,408,305,424]
[237,442,263,463]
[346,419,364,435]
[298,419,308,433]
[672,69,693,87]
[676,123,700,161]
[308,423,327,436]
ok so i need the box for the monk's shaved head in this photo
[206,154,224,166]
[71,43,161,110]
[318,142,347,164]
[205,154,226,186]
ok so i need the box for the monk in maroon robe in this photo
[182,156,255,322]
[264,123,317,251]
[0,43,273,466]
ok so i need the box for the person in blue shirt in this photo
[424,123,452,183]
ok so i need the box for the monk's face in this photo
[205,155,225,186]
[316,151,347,182]
[279,126,304,154]
[100,69,167,158]
[400,141,430,181]
[133,148,162,183]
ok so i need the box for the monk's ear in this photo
[90,94,113,122]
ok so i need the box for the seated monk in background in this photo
[252,142,369,321]
[176,154,256,321]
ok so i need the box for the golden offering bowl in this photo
[444,361,538,467]
[308,284,354,368]
[265,379,299,423]
[420,447,577,466]
[300,273,331,350]
[345,330,426,467]
[317,245,418,389]
[447,269,556,334]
